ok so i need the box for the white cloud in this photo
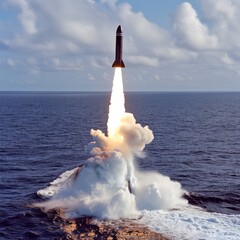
[118,2,172,60]
[119,3,169,45]
[9,0,37,34]
[61,21,97,45]
[201,0,236,22]
[2,0,114,56]
[173,2,218,50]
[221,53,235,65]
[201,0,240,50]
[1,0,240,91]
[128,55,159,67]
[51,58,83,71]
[2,0,177,67]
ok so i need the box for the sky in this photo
[0,0,240,91]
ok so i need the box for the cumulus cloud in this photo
[118,3,169,46]
[1,0,177,73]
[9,0,37,34]
[1,0,240,90]
[201,0,236,22]
[173,2,218,50]
[201,0,240,50]
[3,0,114,56]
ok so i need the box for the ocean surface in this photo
[0,92,240,239]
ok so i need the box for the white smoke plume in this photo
[36,68,187,219]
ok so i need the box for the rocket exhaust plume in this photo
[107,68,125,139]
[35,25,188,220]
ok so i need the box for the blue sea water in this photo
[0,92,240,239]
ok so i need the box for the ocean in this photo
[0,92,239,239]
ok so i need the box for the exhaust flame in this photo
[107,68,125,139]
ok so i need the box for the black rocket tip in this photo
[117,25,122,33]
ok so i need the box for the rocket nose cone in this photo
[116,25,122,33]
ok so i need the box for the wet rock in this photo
[61,216,169,240]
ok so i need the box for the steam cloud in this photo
[36,68,187,219]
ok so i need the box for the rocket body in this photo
[112,25,125,68]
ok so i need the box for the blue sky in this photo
[1,0,240,91]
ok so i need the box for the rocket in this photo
[112,25,125,68]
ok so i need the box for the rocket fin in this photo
[112,60,125,68]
